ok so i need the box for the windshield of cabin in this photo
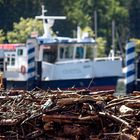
[43,45,57,63]
[58,44,95,60]
[59,45,74,59]
[75,46,84,59]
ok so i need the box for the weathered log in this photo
[56,93,81,98]
[136,127,140,140]
[119,114,135,119]
[105,99,140,109]
[57,98,78,106]
[99,112,132,129]
[105,100,125,109]
[42,114,99,124]
[132,91,140,96]
[0,119,19,125]
[57,97,96,107]
[107,96,140,105]
[90,90,115,96]
[102,132,137,140]
[63,124,89,136]
[76,89,91,95]
[93,95,115,102]
[125,101,140,109]
[25,129,43,139]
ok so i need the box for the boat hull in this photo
[5,76,118,91]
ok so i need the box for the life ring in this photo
[21,65,26,74]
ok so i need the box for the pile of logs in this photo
[0,89,45,139]
[0,88,139,140]
[42,90,140,140]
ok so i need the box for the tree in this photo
[62,0,92,28]
[62,0,129,55]
[0,29,5,43]
[7,18,43,43]
[129,0,140,38]
[0,0,42,32]
[96,37,107,57]
[0,0,131,57]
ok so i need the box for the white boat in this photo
[2,6,122,91]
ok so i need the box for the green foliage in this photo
[0,0,135,57]
[0,0,41,32]
[62,0,92,28]
[0,29,5,43]
[96,0,129,44]
[7,18,43,43]
[82,26,94,37]
[96,37,107,57]
[62,0,129,53]
[129,0,140,38]
[130,38,140,53]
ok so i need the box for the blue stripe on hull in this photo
[28,57,35,63]
[28,48,35,54]
[6,77,118,91]
[28,67,35,73]
[6,77,35,90]
[39,77,118,91]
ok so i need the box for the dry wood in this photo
[90,90,115,95]
[99,112,132,128]
[125,101,140,108]
[0,119,19,125]
[0,89,139,139]
[105,98,140,109]
[103,133,137,140]
[63,124,89,136]
[132,91,140,96]
[56,96,96,107]
[107,96,140,104]
[42,114,99,124]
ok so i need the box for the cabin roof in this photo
[0,44,23,50]
[40,42,97,46]
[37,36,96,46]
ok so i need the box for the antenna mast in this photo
[35,5,66,38]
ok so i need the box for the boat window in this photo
[60,48,64,59]
[7,57,10,65]
[75,47,84,59]
[11,54,15,65]
[17,49,23,56]
[42,45,57,63]
[59,46,74,59]
[0,58,4,71]
[65,47,73,59]
[6,54,10,65]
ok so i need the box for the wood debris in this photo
[0,89,139,139]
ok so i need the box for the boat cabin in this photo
[39,42,97,63]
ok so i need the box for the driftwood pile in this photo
[0,89,45,139]
[0,89,139,140]
[42,90,140,140]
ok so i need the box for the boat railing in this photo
[94,56,122,61]
[55,59,90,64]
